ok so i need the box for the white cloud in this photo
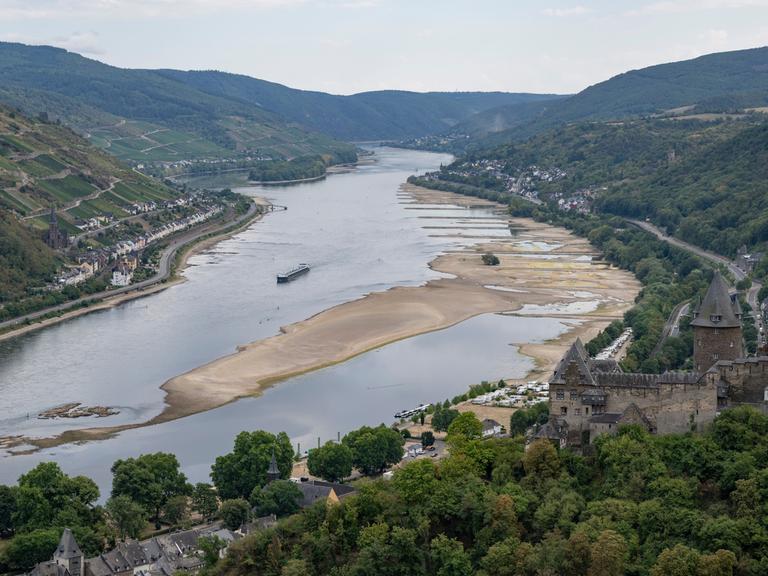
[630,0,768,16]
[53,31,104,55]
[542,5,590,17]
[0,0,310,20]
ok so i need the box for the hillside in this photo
[412,46,768,151]
[0,43,357,164]
[599,121,768,255]
[156,69,559,141]
[0,104,178,236]
[419,115,768,259]
[0,209,58,303]
[0,43,555,164]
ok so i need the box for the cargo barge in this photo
[277,264,310,283]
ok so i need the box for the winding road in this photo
[629,219,764,348]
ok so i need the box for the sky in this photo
[0,0,767,95]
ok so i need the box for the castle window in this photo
[556,390,564,400]
[585,407,589,415]
[730,341,734,348]
[712,353,719,360]
[560,407,568,416]
[575,408,581,416]
[764,387,768,402]
[570,390,579,400]
[710,315,722,324]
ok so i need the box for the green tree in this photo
[0,484,17,535]
[163,494,189,526]
[588,530,627,576]
[111,453,190,523]
[421,431,435,448]
[307,441,354,483]
[342,425,404,476]
[354,523,424,576]
[250,480,302,518]
[219,498,251,531]
[522,440,561,482]
[211,430,293,500]
[432,408,460,432]
[479,537,520,576]
[198,535,226,568]
[698,550,737,576]
[4,528,60,571]
[105,495,147,539]
[281,559,311,576]
[430,534,472,576]
[191,482,219,520]
[651,544,701,576]
[393,459,438,505]
[446,412,482,442]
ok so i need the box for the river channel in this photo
[0,147,573,493]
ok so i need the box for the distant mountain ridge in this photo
[0,42,557,163]
[444,46,768,147]
[156,68,560,140]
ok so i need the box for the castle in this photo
[539,272,768,448]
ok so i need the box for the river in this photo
[0,147,573,494]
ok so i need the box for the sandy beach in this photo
[4,183,640,451]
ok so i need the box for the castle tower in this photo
[53,528,84,576]
[266,450,280,483]
[691,272,743,373]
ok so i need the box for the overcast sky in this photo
[1,0,767,95]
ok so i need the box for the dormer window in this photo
[710,314,721,323]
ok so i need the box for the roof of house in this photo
[482,418,501,431]
[295,480,356,507]
[691,272,741,328]
[551,339,595,385]
[55,529,82,560]
[589,413,623,424]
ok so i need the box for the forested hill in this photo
[0,43,356,163]
[0,42,556,163]
[599,121,768,255]
[431,46,768,147]
[422,116,768,258]
[156,69,560,141]
[0,210,58,303]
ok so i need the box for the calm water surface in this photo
[0,147,569,493]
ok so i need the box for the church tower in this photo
[266,450,281,483]
[691,271,743,373]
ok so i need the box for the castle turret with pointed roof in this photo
[691,271,744,373]
[53,528,84,576]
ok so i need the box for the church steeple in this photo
[266,450,280,483]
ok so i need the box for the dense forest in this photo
[213,407,768,576]
[2,408,768,575]
[0,211,58,302]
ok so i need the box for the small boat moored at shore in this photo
[277,264,310,283]
[394,403,431,419]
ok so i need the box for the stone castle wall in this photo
[694,325,743,373]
